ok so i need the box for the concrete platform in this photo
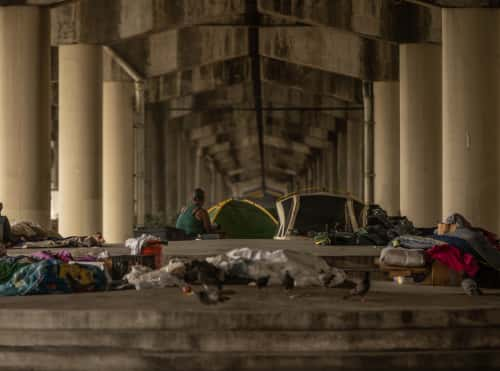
[6,239,382,260]
[0,283,498,370]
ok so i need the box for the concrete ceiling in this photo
[46,0,493,191]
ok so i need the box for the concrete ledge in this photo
[0,348,500,371]
[0,327,499,352]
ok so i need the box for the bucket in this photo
[141,243,163,269]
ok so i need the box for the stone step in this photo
[0,307,499,331]
[0,347,499,371]
[0,327,499,353]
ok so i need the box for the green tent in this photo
[208,199,279,239]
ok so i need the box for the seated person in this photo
[176,189,214,238]
[0,202,11,246]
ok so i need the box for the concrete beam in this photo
[147,56,251,103]
[261,81,349,118]
[259,27,398,81]
[264,111,337,132]
[147,26,249,76]
[162,82,254,120]
[258,0,396,40]
[148,56,362,105]
[51,0,246,45]
[261,57,362,103]
[403,0,500,7]
[258,0,442,43]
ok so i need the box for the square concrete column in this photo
[400,44,442,227]
[0,7,51,227]
[374,81,400,216]
[102,81,134,243]
[59,44,102,236]
[443,10,500,232]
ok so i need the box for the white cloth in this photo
[207,247,346,287]
[380,246,426,267]
[124,265,184,290]
[125,234,160,255]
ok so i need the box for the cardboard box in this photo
[437,223,457,235]
[422,261,462,286]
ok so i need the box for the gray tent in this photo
[274,192,366,240]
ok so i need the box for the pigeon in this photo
[343,272,371,302]
[282,271,295,291]
[196,284,229,305]
[462,278,482,296]
[256,275,270,289]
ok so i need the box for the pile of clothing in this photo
[124,247,347,290]
[10,221,105,249]
[315,205,419,246]
[380,213,500,283]
[0,251,108,296]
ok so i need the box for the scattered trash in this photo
[125,234,162,256]
[124,265,184,290]
[207,247,346,288]
[343,272,371,302]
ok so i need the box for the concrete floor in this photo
[0,282,497,312]
[6,239,383,258]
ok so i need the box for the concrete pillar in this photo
[59,44,102,236]
[374,81,400,216]
[327,140,338,193]
[307,167,313,189]
[143,108,153,219]
[347,120,363,200]
[176,130,186,210]
[102,82,134,243]
[185,142,195,198]
[150,108,165,218]
[199,162,211,198]
[0,7,51,227]
[164,121,178,225]
[320,153,327,190]
[443,10,500,231]
[400,44,442,227]
[208,162,216,205]
[314,158,321,189]
[215,171,225,202]
[336,128,348,194]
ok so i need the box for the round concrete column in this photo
[347,120,363,200]
[0,7,51,227]
[374,81,400,216]
[336,130,347,194]
[102,82,134,243]
[59,44,103,236]
[176,130,186,209]
[215,172,225,202]
[443,10,500,231]
[326,141,337,193]
[164,122,178,224]
[150,119,165,216]
[400,44,442,227]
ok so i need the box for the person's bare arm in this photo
[196,209,212,233]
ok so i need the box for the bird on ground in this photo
[282,271,295,291]
[255,275,270,289]
[196,284,229,305]
[343,272,371,302]
[462,278,482,296]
